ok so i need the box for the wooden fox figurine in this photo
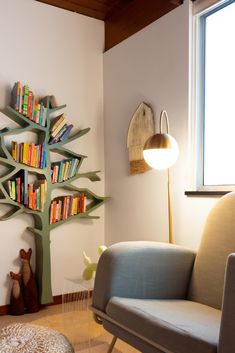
[9,272,25,315]
[20,248,39,313]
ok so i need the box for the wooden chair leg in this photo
[107,336,117,353]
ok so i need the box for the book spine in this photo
[23,170,28,206]
[59,124,73,141]
[22,85,29,115]
[33,99,38,122]
[51,114,65,133]
[50,123,68,144]
[19,86,23,113]
[23,142,29,165]
[27,91,33,118]
[28,184,33,209]
[11,181,16,201]
[16,177,21,203]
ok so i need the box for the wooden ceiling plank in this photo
[36,0,107,20]
[105,0,181,50]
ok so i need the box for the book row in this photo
[51,158,80,183]
[7,171,47,212]
[12,141,46,169]
[50,194,86,224]
[11,82,56,127]
[49,114,73,144]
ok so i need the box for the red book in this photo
[37,144,42,168]
[16,177,21,203]
[52,200,57,223]
[31,191,35,210]
[28,184,33,209]
[81,193,85,213]
[62,197,67,220]
[77,194,81,214]
[27,91,33,118]
[30,143,35,166]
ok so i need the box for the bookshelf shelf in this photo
[48,128,90,149]
[3,106,47,132]
[0,84,106,305]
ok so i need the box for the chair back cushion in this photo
[188,192,235,309]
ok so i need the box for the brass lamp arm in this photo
[159,110,170,134]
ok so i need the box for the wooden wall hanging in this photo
[127,102,155,175]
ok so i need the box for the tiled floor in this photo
[0,303,140,352]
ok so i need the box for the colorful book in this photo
[51,114,65,133]
[22,85,29,115]
[59,124,73,141]
[50,123,68,144]
[27,91,33,118]
[50,119,67,138]
[11,181,16,201]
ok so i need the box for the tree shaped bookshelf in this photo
[0,98,106,304]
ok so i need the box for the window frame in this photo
[190,0,235,193]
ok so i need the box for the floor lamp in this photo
[143,110,179,244]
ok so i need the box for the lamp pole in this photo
[143,109,179,244]
[167,168,173,243]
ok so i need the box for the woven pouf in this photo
[0,323,74,353]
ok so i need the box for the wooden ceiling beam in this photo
[105,0,183,51]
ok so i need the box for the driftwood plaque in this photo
[127,102,155,175]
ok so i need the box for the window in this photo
[193,0,235,191]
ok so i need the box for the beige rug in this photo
[0,304,139,352]
[32,310,138,352]
[73,339,122,353]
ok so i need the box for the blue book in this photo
[69,158,75,178]
[60,124,73,141]
[40,143,45,168]
[50,124,68,144]
[43,149,47,169]
[58,161,63,182]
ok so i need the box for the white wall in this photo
[0,0,104,305]
[103,0,218,250]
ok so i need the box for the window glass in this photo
[200,1,235,186]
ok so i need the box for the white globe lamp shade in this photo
[143,133,179,170]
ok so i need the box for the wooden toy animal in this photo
[9,272,24,316]
[20,248,39,313]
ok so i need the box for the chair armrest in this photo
[92,241,196,312]
[218,253,235,353]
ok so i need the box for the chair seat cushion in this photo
[106,297,221,353]
[0,323,74,353]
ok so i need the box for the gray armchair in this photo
[90,192,235,353]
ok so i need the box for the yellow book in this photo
[40,182,45,211]
[33,145,37,167]
[23,142,29,164]
[72,196,76,216]
[74,196,78,215]
[11,141,16,161]
[61,162,66,181]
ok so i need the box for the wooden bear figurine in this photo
[9,272,25,316]
[20,248,39,313]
